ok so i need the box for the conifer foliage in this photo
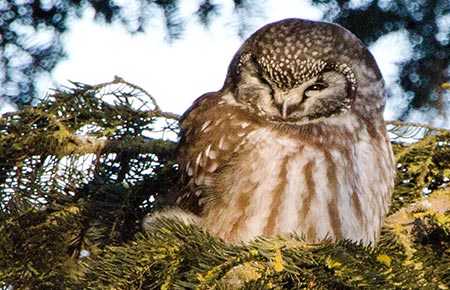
[0,79,449,289]
[0,78,179,288]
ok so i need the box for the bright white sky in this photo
[2,0,425,125]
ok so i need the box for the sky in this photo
[1,0,421,124]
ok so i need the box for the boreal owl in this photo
[149,18,396,246]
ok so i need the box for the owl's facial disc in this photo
[269,71,350,121]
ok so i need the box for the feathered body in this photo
[175,19,395,245]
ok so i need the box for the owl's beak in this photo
[274,99,291,119]
[275,88,304,119]
[281,101,288,119]
[274,101,287,119]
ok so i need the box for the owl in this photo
[154,18,396,246]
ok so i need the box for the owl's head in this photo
[223,18,386,124]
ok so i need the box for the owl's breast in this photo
[199,122,394,245]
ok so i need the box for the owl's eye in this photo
[304,82,328,98]
[305,83,328,92]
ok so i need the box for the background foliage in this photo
[0,79,449,289]
[1,0,449,120]
[319,0,449,118]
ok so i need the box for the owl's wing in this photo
[177,91,257,214]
